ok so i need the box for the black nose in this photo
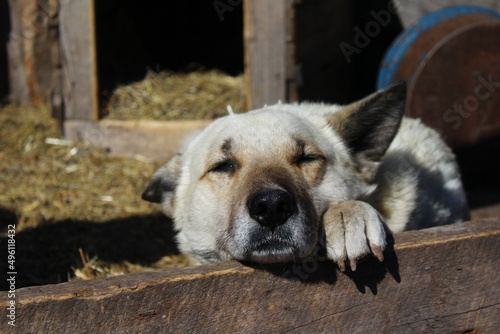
[247,189,297,229]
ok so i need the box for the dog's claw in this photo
[350,259,357,271]
[337,260,346,272]
[371,244,384,262]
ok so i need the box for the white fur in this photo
[145,97,469,268]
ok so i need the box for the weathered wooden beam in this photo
[59,0,98,120]
[6,0,58,104]
[1,219,499,333]
[63,119,210,161]
[243,0,358,109]
[244,0,289,110]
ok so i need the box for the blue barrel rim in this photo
[377,5,500,90]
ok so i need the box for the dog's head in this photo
[142,82,406,264]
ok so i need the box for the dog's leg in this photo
[323,200,386,271]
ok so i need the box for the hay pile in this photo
[0,104,189,287]
[103,69,246,120]
[0,104,159,227]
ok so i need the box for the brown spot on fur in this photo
[291,137,306,159]
[199,138,238,180]
[221,138,232,155]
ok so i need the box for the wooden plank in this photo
[23,0,58,105]
[6,0,30,103]
[471,203,500,221]
[63,119,210,161]
[1,219,499,333]
[244,0,288,110]
[6,0,60,105]
[59,0,98,120]
[244,0,356,108]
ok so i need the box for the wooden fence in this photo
[1,219,499,333]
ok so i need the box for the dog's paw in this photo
[323,200,386,271]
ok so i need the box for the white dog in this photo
[143,82,470,270]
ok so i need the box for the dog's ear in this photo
[142,154,183,214]
[328,81,406,179]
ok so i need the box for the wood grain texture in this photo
[244,0,357,109]
[59,0,98,120]
[63,119,210,160]
[244,0,288,110]
[1,219,499,333]
[6,0,31,103]
[6,0,61,105]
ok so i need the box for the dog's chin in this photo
[245,246,298,263]
[226,219,319,264]
[241,238,315,263]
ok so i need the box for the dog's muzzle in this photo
[242,188,309,262]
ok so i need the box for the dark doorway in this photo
[95,0,244,97]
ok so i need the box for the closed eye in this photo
[295,154,325,165]
[209,159,237,173]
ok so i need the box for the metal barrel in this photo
[377,6,500,147]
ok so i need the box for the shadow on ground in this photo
[0,208,179,290]
[246,230,400,294]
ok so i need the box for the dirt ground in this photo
[0,104,191,290]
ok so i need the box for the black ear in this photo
[142,154,183,211]
[328,81,406,179]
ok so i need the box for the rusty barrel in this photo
[378,6,500,148]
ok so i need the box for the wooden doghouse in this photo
[2,2,500,332]
[5,0,401,160]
